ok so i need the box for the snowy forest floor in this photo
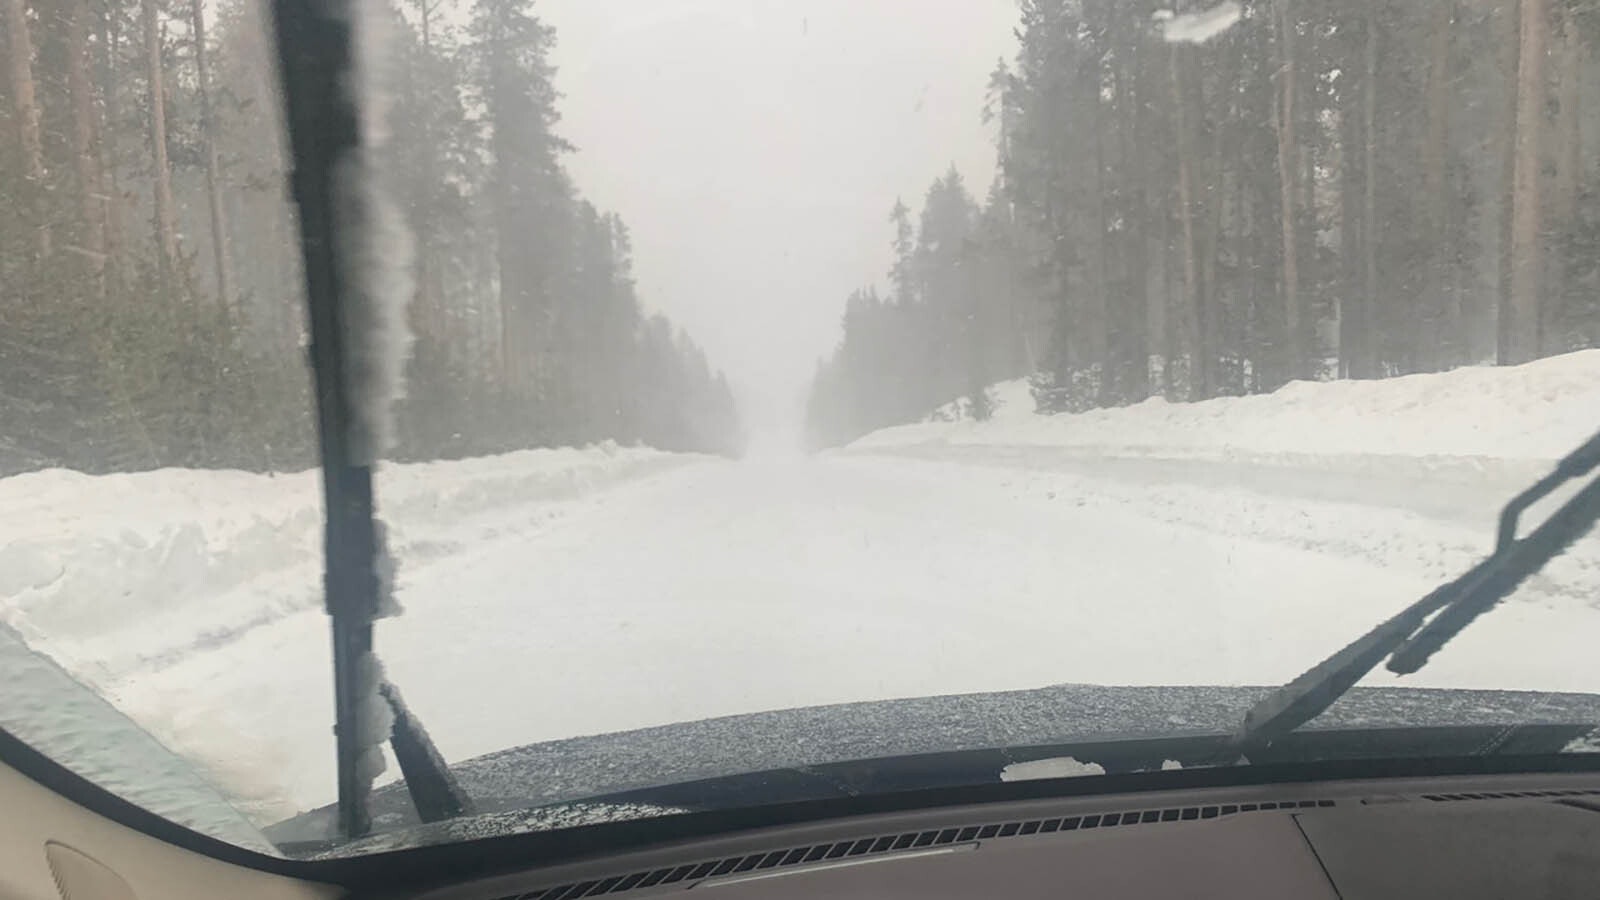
[4,353,1600,827]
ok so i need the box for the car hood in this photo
[267,682,1600,854]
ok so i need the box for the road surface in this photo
[102,449,1600,823]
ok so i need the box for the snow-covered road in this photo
[98,448,1600,824]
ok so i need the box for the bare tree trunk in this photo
[411,0,447,356]
[101,0,132,290]
[1338,80,1360,378]
[1421,0,1453,370]
[1495,0,1521,362]
[1196,35,1240,388]
[1169,43,1206,400]
[1505,0,1546,364]
[142,0,180,282]
[235,0,300,349]
[1299,40,1318,365]
[1272,0,1302,381]
[4,0,50,259]
[192,0,234,316]
[1546,16,1584,352]
[66,0,108,289]
[1090,80,1112,406]
[1361,0,1379,377]
[1552,18,1582,228]
[1117,13,1150,402]
[1158,136,1176,398]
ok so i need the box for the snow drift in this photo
[853,350,1600,465]
[0,443,700,685]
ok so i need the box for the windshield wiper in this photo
[1230,428,1600,757]
[269,0,469,839]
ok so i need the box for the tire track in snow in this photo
[838,448,1600,611]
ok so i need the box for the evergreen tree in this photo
[807,0,1597,449]
[0,0,744,473]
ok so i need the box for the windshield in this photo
[2,0,1598,858]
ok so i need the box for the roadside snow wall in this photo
[0,443,697,684]
[854,350,1600,465]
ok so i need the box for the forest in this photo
[0,0,744,475]
[806,0,1600,449]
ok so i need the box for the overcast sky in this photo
[537,0,1020,439]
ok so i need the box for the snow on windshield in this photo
[1156,2,1244,45]
[1,0,1597,854]
[337,0,415,467]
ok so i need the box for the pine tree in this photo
[0,0,741,471]
[809,0,1597,449]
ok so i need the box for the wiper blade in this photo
[382,681,475,823]
[268,0,467,838]
[268,0,379,839]
[1231,428,1600,755]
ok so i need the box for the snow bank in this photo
[856,351,1600,464]
[0,443,698,685]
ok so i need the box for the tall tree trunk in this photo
[1272,0,1302,381]
[100,0,131,289]
[1299,37,1318,366]
[1126,27,1151,402]
[1552,18,1582,226]
[142,0,179,282]
[192,0,234,315]
[237,0,300,349]
[1420,0,1453,371]
[1495,0,1521,363]
[412,0,446,357]
[66,0,108,288]
[1548,16,1584,352]
[1090,80,1112,406]
[1361,0,1379,377]
[1235,156,1256,393]
[1196,34,1240,388]
[1169,43,1206,400]
[4,0,50,259]
[1338,74,1361,378]
[1505,0,1546,364]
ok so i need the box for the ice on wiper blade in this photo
[1230,428,1600,756]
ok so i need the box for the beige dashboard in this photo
[5,751,1600,900]
[0,760,339,900]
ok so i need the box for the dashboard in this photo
[408,772,1600,899]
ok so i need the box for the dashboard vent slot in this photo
[1422,788,1600,803]
[501,798,1334,898]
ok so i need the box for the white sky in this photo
[538,1,1020,438]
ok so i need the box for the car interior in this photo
[4,728,1600,899]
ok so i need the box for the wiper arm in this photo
[1389,431,1600,673]
[1231,428,1600,756]
[269,0,379,839]
[382,681,474,823]
[268,0,469,837]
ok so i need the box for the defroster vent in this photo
[499,798,1335,899]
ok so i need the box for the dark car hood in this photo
[266,682,1600,854]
